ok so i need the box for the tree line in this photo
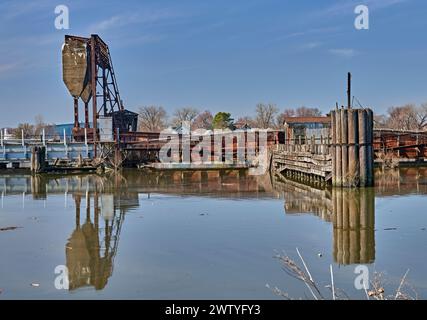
[7,115,56,139]
[6,102,426,137]
[137,104,323,131]
[138,102,427,132]
[374,103,427,131]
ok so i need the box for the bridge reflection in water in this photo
[27,174,140,291]
[1,168,427,291]
[272,175,375,265]
[66,179,139,290]
[0,170,274,291]
[67,194,120,290]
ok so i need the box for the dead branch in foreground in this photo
[268,249,418,300]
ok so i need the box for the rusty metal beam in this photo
[73,98,79,128]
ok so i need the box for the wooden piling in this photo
[348,109,359,187]
[31,146,46,174]
[341,109,349,186]
[358,110,368,187]
[335,109,342,186]
[331,111,337,186]
[366,109,374,186]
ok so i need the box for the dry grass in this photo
[268,248,418,300]
[376,150,400,169]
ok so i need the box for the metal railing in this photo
[0,128,93,162]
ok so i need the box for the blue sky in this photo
[0,0,426,127]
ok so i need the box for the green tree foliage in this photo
[212,112,234,129]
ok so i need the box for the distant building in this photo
[1,128,15,140]
[54,123,77,137]
[166,121,191,135]
[283,116,331,143]
[233,121,252,130]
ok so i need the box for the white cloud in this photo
[318,0,409,17]
[0,62,21,76]
[329,48,358,58]
[278,27,339,40]
[88,9,182,34]
[301,42,323,50]
[89,14,139,33]
[0,0,50,20]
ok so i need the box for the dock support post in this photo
[348,109,359,186]
[22,129,27,159]
[335,109,342,186]
[31,146,46,174]
[331,111,336,186]
[358,110,368,187]
[0,129,4,160]
[42,128,47,160]
[366,109,374,186]
[341,109,349,186]
[63,129,68,159]
[1,129,4,160]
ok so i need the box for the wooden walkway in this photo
[271,142,332,184]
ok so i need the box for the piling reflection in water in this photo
[332,188,375,265]
[273,174,375,265]
[2,168,427,291]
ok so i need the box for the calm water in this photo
[0,168,426,299]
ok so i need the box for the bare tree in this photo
[192,110,213,130]
[386,104,418,131]
[13,123,34,139]
[34,114,46,136]
[295,106,322,117]
[255,103,279,129]
[172,107,199,127]
[373,114,387,129]
[281,109,296,117]
[379,103,427,131]
[415,103,427,130]
[235,116,256,128]
[138,106,167,132]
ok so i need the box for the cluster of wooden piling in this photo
[331,108,374,187]
[332,188,375,264]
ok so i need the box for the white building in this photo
[1,128,15,141]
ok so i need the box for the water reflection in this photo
[272,174,375,265]
[66,193,123,290]
[0,170,277,200]
[1,167,427,293]
[332,188,375,265]
[0,170,276,292]
[24,174,139,291]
